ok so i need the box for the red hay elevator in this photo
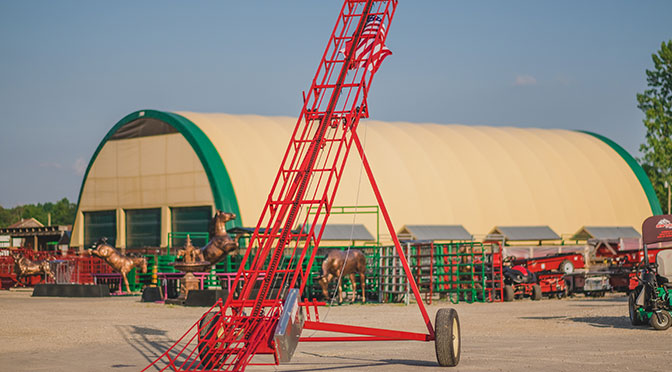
[144,1,461,370]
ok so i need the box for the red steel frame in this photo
[143,1,436,371]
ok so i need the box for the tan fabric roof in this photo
[178,112,653,238]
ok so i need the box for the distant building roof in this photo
[398,225,472,241]
[227,227,299,235]
[8,218,44,228]
[0,224,70,238]
[571,226,641,240]
[486,226,561,241]
[313,224,375,241]
[229,224,375,242]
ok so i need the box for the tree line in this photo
[0,198,77,228]
[638,40,672,212]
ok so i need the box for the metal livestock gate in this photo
[379,242,504,304]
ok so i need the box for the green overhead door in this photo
[171,206,212,247]
[126,208,161,249]
[84,210,116,247]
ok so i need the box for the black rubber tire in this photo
[650,311,672,331]
[503,285,514,302]
[557,286,568,299]
[559,260,574,274]
[435,308,461,367]
[628,291,646,326]
[531,284,542,301]
[198,312,224,369]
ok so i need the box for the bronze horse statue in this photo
[200,210,240,266]
[317,249,367,304]
[10,251,55,286]
[88,238,148,293]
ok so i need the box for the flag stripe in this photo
[339,15,391,73]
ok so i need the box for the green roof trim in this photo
[580,130,662,215]
[74,109,242,228]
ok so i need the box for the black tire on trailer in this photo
[503,285,514,302]
[531,284,542,301]
[628,291,646,326]
[198,312,224,369]
[434,308,461,367]
[650,311,672,331]
[556,286,567,299]
[559,260,575,274]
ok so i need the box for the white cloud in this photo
[514,74,537,86]
[73,157,87,176]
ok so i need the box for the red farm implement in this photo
[536,272,568,299]
[585,238,672,294]
[144,1,461,370]
[510,253,583,299]
[514,252,585,275]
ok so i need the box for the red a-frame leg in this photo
[352,130,435,337]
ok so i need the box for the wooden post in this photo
[666,182,672,214]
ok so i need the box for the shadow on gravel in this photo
[115,325,179,368]
[285,364,387,371]
[519,316,567,320]
[566,316,633,329]
[567,296,627,303]
[381,359,438,367]
[296,352,438,370]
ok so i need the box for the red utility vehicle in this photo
[502,263,542,301]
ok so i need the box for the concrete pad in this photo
[0,291,670,371]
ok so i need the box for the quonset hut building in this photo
[69,109,661,252]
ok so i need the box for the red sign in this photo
[642,214,672,245]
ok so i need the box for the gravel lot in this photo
[1,289,670,372]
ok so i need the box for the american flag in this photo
[340,15,392,73]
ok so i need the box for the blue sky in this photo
[1,0,670,207]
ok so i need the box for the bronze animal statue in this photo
[176,235,206,264]
[200,210,241,266]
[88,238,148,293]
[10,251,55,286]
[317,249,367,304]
